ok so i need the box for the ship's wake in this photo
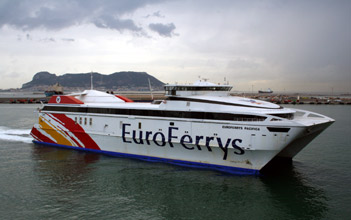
[0,126,33,143]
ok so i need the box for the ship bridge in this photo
[165,81,232,97]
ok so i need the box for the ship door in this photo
[249,134,256,150]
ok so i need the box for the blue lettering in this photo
[180,135,194,150]
[120,123,244,158]
[205,136,214,152]
[122,123,131,143]
[153,132,166,146]
[145,131,152,145]
[132,130,144,144]
[168,127,178,147]
[195,136,203,150]
[232,139,244,155]
[217,138,232,160]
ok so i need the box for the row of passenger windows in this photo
[75,117,93,126]
[44,106,268,122]
[165,86,232,91]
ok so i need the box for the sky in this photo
[0,0,350,93]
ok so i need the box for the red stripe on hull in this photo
[30,127,56,144]
[50,114,101,150]
[46,114,85,148]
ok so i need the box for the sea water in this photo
[0,104,350,220]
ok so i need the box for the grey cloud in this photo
[40,37,55,42]
[149,23,176,37]
[145,11,165,18]
[152,11,165,18]
[0,0,164,32]
[93,15,141,32]
[61,38,75,42]
[188,0,351,90]
[26,33,32,40]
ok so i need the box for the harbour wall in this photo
[0,92,350,104]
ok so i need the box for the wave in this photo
[0,126,33,143]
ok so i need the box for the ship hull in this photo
[32,140,262,175]
[275,120,334,159]
[30,112,317,175]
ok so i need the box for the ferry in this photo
[258,88,273,94]
[44,82,64,97]
[30,81,334,175]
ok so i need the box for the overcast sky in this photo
[0,0,350,93]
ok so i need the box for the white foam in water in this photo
[0,126,33,143]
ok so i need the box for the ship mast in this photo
[90,72,93,90]
[148,78,154,100]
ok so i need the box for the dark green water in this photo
[0,104,350,220]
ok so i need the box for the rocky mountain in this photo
[22,71,165,91]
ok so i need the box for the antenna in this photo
[90,72,93,90]
[148,78,154,100]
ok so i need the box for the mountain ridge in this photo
[22,71,165,91]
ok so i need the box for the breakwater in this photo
[246,93,351,105]
[1,91,350,104]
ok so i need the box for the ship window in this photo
[89,118,92,125]
[42,106,266,122]
[267,127,290,133]
[138,122,142,129]
[270,118,282,121]
[164,85,232,92]
[84,118,87,125]
[170,122,174,126]
[75,117,77,124]
[269,113,294,120]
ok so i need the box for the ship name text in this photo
[222,125,260,131]
[122,123,244,160]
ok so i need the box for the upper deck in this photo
[164,81,232,97]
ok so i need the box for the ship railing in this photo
[232,117,266,122]
[289,108,334,121]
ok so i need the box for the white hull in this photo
[30,83,334,175]
[31,111,331,175]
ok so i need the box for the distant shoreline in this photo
[0,91,350,104]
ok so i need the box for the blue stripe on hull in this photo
[32,141,260,176]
